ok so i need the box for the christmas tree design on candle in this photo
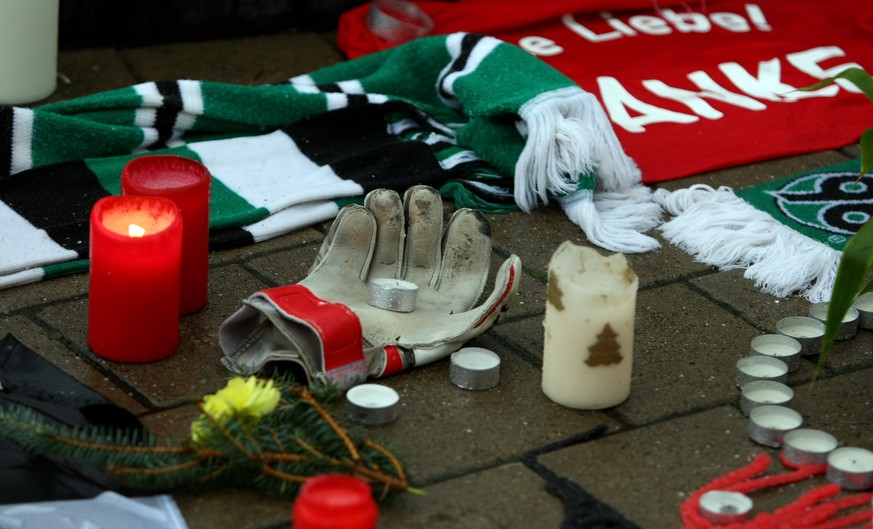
[585,324,624,367]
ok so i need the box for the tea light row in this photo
[734,307,873,492]
[87,155,211,363]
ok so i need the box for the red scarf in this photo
[338,0,873,183]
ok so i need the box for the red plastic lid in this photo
[292,474,378,529]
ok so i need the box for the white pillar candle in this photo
[809,302,859,340]
[748,404,802,447]
[542,242,638,409]
[782,428,838,466]
[0,0,59,105]
[851,292,873,330]
[698,490,753,524]
[749,334,801,372]
[776,316,825,356]
[827,447,873,491]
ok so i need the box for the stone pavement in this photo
[1,30,871,529]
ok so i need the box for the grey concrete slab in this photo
[537,406,845,529]
[0,315,146,415]
[37,264,269,408]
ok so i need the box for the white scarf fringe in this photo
[653,185,841,302]
[514,86,641,212]
[560,186,662,254]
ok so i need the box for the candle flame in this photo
[128,224,146,238]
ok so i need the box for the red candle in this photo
[121,154,211,314]
[88,196,182,362]
[291,474,378,529]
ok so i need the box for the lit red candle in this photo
[88,195,182,362]
[122,154,211,314]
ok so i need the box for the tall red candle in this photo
[291,474,378,529]
[88,195,182,363]
[122,154,211,314]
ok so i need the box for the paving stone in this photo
[36,265,269,408]
[0,315,145,415]
[379,462,564,529]
[537,406,848,529]
[0,274,88,314]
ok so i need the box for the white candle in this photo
[827,447,873,490]
[740,380,793,416]
[852,292,873,330]
[345,384,400,426]
[450,347,501,390]
[698,490,753,524]
[809,302,859,340]
[750,334,801,371]
[367,277,418,313]
[782,429,838,466]
[748,405,802,447]
[776,316,825,356]
[0,0,59,105]
[735,356,788,388]
[542,242,638,410]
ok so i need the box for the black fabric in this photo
[0,160,108,252]
[523,425,643,529]
[0,333,145,504]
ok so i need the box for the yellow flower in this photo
[191,376,281,442]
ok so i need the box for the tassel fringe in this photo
[653,185,842,302]
[560,186,662,254]
[515,86,642,212]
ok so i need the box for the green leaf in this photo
[861,128,873,177]
[818,217,873,369]
[801,67,873,103]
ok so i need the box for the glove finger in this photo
[402,185,443,287]
[309,204,376,283]
[434,208,492,312]
[364,188,404,280]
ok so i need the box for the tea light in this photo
[776,316,825,356]
[367,278,418,312]
[749,334,801,372]
[122,155,212,315]
[735,356,789,388]
[808,302,859,340]
[346,384,400,426]
[827,447,873,490]
[740,380,793,417]
[748,405,803,447]
[450,347,501,390]
[698,490,753,524]
[782,428,838,467]
[851,292,873,330]
[87,196,182,362]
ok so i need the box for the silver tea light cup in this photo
[740,380,793,417]
[776,316,825,356]
[749,334,801,372]
[748,404,802,447]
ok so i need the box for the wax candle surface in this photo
[292,474,378,529]
[542,242,638,409]
[122,155,211,314]
[88,196,182,362]
[0,0,58,104]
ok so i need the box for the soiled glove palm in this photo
[219,186,521,389]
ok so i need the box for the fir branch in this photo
[0,375,412,499]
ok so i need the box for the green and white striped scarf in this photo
[0,32,659,289]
